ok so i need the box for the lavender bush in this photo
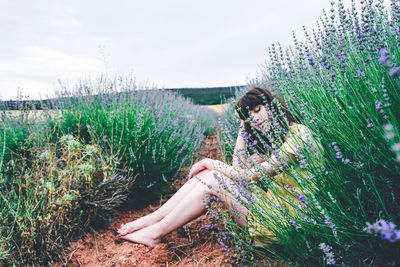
[0,75,214,265]
[47,76,213,199]
[216,1,400,266]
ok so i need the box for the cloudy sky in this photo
[0,0,365,100]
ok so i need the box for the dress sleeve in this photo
[280,124,320,157]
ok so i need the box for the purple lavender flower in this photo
[336,53,344,62]
[324,62,331,69]
[146,181,156,188]
[323,213,338,237]
[383,123,395,140]
[391,143,400,152]
[201,224,214,230]
[375,101,383,110]
[363,219,400,243]
[389,67,400,77]
[289,219,301,229]
[308,55,315,66]
[295,191,310,209]
[378,48,391,67]
[319,243,336,265]
[329,72,337,82]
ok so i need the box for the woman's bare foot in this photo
[117,215,158,236]
[120,226,161,247]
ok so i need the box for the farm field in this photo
[4,103,229,118]
[1,0,400,266]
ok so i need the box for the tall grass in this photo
[0,75,216,265]
[216,0,400,266]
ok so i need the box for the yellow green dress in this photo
[246,123,324,247]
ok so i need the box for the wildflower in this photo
[295,191,310,209]
[319,243,336,265]
[147,181,156,188]
[378,48,391,67]
[307,55,315,66]
[329,72,337,82]
[336,54,344,62]
[323,213,338,238]
[375,101,383,110]
[201,224,214,230]
[391,143,400,152]
[367,123,373,128]
[389,67,400,77]
[293,145,308,169]
[363,219,400,243]
[102,135,108,142]
[356,70,365,77]
[324,62,331,69]
[383,123,394,131]
[289,219,301,229]
[383,123,395,140]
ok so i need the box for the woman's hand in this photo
[188,158,214,179]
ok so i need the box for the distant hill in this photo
[163,85,244,105]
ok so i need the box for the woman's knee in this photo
[201,170,229,190]
[192,169,212,181]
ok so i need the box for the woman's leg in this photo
[120,170,252,246]
[118,169,212,236]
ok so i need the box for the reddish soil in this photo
[53,134,274,267]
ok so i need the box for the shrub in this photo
[0,75,214,265]
[45,76,210,201]
[217,1,400,266]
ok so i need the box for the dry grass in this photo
[201,104,229,114]
[3,110,61,122]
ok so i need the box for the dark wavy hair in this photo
[235,87,295,154]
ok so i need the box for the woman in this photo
[117,87,322,247]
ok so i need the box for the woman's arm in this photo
[211,149,296,183]
[232,121,248,168]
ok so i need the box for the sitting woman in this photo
[117,87,323,247]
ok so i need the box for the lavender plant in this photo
[0,75,214,265]
[45,75,212,201]
[217,1,400,266]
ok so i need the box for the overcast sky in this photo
[0,0,369,100]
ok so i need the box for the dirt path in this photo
[52,134,253,267]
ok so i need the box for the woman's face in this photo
[249,104,270,132]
